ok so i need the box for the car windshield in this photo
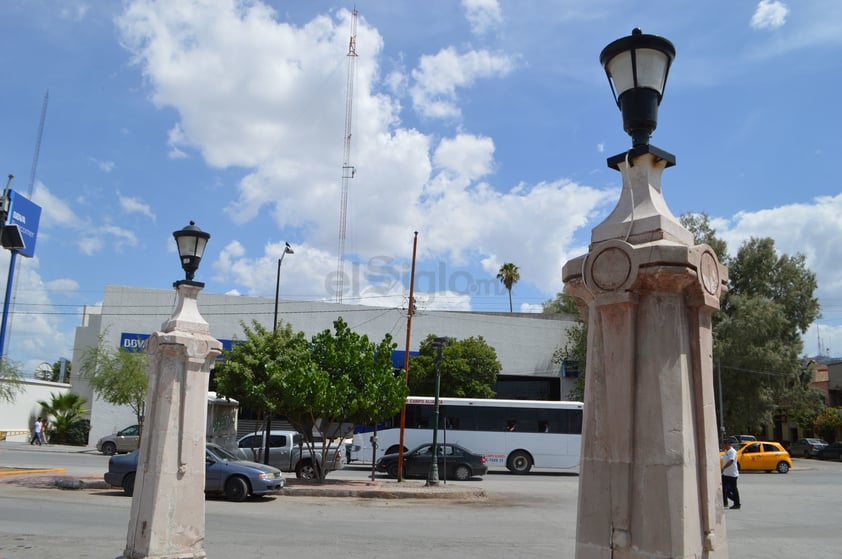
[207,444,239,462]
[805,438,825,444]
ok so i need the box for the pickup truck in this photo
[236,430,346,479]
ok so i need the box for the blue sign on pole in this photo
[6,190,41,258]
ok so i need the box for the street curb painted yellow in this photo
[0,468,65,476]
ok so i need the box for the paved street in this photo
[1,443,841,558]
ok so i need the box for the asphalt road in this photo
[1,443,841,558]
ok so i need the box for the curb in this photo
[2,474,487,499]
[0,468,65,477]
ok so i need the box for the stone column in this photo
[563,148,728,558]
[123,283,222,559]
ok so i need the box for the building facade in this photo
[73,285,578,444]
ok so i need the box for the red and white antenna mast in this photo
[336,7,358,303]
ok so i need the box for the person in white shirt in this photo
[30,417,43,446]
[721,440,740,510]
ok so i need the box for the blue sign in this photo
[6,190,41,258]
[120,332,234,356]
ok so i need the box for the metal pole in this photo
[427,338,447,486]
[0,251,19,359]
[398,231,418,481]
[265,244,293,465]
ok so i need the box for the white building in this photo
[73,285,578,445]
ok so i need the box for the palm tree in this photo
[38,392,90,445]
[496,263,520,313]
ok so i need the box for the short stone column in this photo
[563,149,728,558]
[123,282,222,559]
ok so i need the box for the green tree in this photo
[38,392,90,445]
[0,357,23,404]
[80,337,149,435]
[496,262,520,312]
[275,317,408,483]
[813,407,842,441]
[681,214,823,436]
[544,293,587,401]
[408,334,501,398]
[213,320,304,427]
[50,359,72,383]
[715,237,820,435]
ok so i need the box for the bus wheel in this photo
[507,451,533,474]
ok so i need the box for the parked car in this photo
[104,443,284,502]
[787,438,828,458]
[236,430,346,479]
[721,441,792,473]
[97,425,140,455]
[376,442,488,481]
[815,441,842,461]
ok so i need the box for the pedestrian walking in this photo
[40,417,50,445]
[30,417,43,446]
[721,439,741,510]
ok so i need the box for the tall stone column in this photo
[123,282,222,559]
[563,149,728,558]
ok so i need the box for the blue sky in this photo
[2,0,841,373]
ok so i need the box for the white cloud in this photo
[718,192,842,305]
[751,1,789,30]
[90,158,115,173]
[462,0,503,36]
[118,192,156,221]
[32,182,80,229]
[115,1,611,305]
[410,47,515,119]
[432,134,495,182]
[45,278,80,292]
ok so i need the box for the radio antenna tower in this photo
[335,7,358,303]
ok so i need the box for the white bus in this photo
[351,396,583,473]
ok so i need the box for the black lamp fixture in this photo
[600,28,675,149]
[173,221,210,286]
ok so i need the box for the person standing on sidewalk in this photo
[721,440,740,510]
[30,417,43,445]
[40,417,49,445]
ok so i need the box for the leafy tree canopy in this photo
[80,336,149,430]
[408,334,501,398]
[683,220,823,436]
[213,320,306,418]
[217,318,408,483]
[0,357,23,404]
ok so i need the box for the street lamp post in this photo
[426,337,448,487]
[123,220,221,559]
[563,29,728,557]
[264,242,294,465]
[273,242,294,333]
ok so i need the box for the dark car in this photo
[375,442,488,481]
[788,438,828,458]
[104,443,284,502]
[816,441,842,461]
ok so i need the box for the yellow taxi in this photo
[721,441,792,474]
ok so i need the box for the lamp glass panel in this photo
[606,51,634,96]
[176,235,207,259]
[193,236,208,259]
[633,48,670,94]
